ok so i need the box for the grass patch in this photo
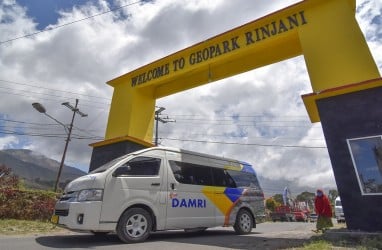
[290,235,382,250]
[0,219,65,235]
[300,240,334,250]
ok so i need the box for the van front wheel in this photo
[233,209,253,234]
[117,208,152,243]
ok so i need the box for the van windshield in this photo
[90,155,129,174]
[336,200,342,206]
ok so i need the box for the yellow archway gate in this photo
[90,0,382,231]
[95,0,379,146]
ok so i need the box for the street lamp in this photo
[32,99,87,192]
[32,102,66,129]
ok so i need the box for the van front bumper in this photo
[52,201,106,231]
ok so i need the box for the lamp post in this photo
[32,99,87,192]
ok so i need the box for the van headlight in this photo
[77,189,103,202]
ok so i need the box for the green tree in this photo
[273,193,283,204]
[265,197,280,211]
[296,191,315,202]
[328,189,338,204]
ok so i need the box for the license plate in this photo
[51,215,59,224]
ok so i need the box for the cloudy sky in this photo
[0,0,381,195]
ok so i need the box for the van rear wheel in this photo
[117,208,152,243]
[233,209,253,235]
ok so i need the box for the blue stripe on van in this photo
[240,161,256,175]
[224,188,244,203]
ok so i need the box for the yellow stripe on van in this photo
[202,186,233,215]
[223,164,243,171]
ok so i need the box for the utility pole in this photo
[32,99,87,192]
[154,107,175,146]
[54,99,87,192]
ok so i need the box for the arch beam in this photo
[100,0,379,145]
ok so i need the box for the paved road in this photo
[0,222,317,250]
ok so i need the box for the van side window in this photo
[193,165,213,186]
[118,157,161,176]
[169,161,213,186]
[227,170,260,188]
[169,161,193,184]
[211,168,236,188]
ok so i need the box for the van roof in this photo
[132,146,244,163]
[127,146,256,175]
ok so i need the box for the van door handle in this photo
[151,183,160,186]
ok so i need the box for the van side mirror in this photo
[112,165,131,177]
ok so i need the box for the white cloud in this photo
[357,0,382,71]
[0,135,19,150]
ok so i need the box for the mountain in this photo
[0,149,86,190]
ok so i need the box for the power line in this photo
[161,137,327,149]
[164,121,318,128]
[0,80,111,108]
[0,86,109,106]
[157,117,317,128]
[161,114,313,125]
[0,126,101,138]
[0,117,104,140]
[176,123,314,128]
[0,0,143,45]
[166,114,308,118]
[0,129,103,140]
[158,132,325,141]
[0,79,111,101]
[1,114,323,145]
[0,118,59,126]
[0,117,103,133]
[2,116,323,144]
[0,89,109,110]
[169,117,309,123]
[72,125,104,139]
[0,119,326,146]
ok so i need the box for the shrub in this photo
[0,164,57,221]
[265,197,280,211]
[0,188,57,221]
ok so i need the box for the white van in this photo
[335,196,345,223]
[51,147,265,243]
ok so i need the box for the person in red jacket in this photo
[313,189,333,232]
